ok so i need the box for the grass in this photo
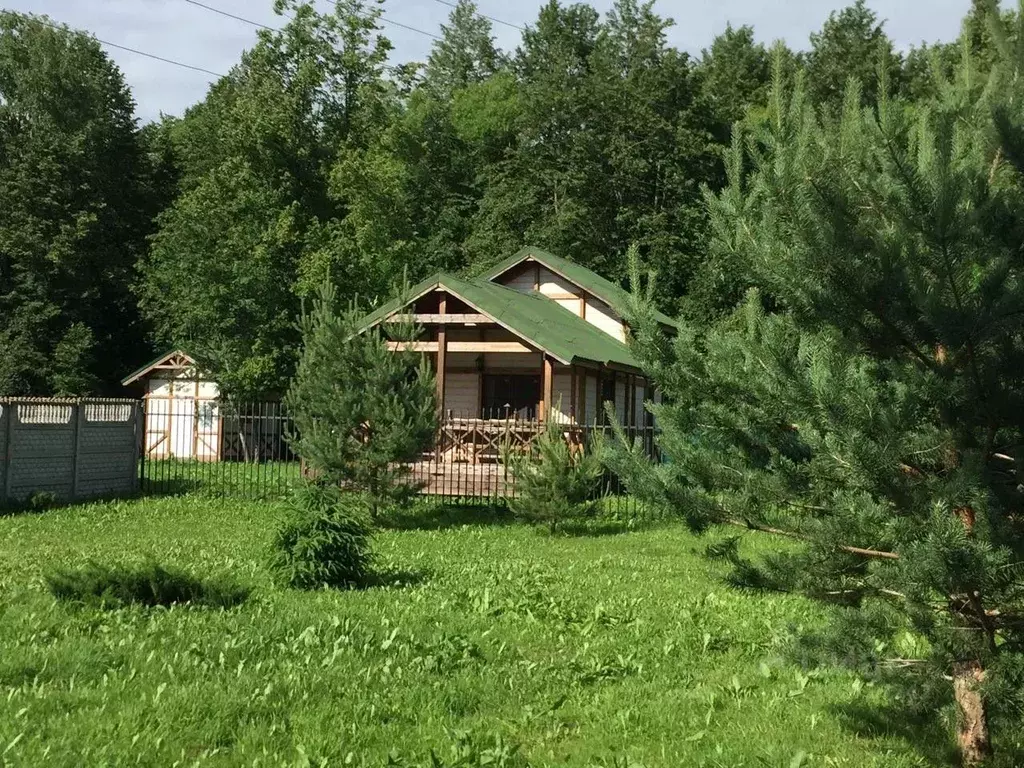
[0,497,946,766]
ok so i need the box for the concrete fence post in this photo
[70,400,85,501]
[1,401,11,504]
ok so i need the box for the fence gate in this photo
[0,398,142,506]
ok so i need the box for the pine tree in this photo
[286,280,436,518]
[614,9,1024,764]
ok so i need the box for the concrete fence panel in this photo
[0,398,141,505]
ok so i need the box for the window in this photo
[198,402,217,430]
[481,374,541,419]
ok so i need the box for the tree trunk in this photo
[953,660,992,766]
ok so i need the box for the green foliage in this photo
[139,0,395,397]
[696,24,772,129]
[286,280,436,516]
[509,420,604,532]
[45,560,250,609]
[0,12,155,395]
[269,483,372,589]
[424,0,502,99]
[805,0,903,110]
[617,6,1024,761]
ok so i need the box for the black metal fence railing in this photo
[139,402,658,515]
[139,401,299,499]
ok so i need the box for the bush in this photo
[509,422,605,533]
[45,561,250,609]
[269,482,373,589]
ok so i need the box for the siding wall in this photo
[584,373,598,426]
[496,261,628,343]
[144,375,221,461]
[0,399,141,505]
[550,372,574,424]
[444,373,480,414]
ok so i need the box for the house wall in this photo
[550,371,574,424]
[584,372,598,425]
[143,373,221,461]
[443,372,479,415]
[496,261,628,343]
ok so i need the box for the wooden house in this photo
[360,246,673,437]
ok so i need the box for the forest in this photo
[0,0,991,399]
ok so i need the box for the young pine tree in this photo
[286,280,436,518]
[614,10,1024,764]
[509,414,604,533]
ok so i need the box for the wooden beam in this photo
[452,341,533,353]
[541,355,554,421]
[534,261,540,292]
[436,294,447,414]
[386,313,489,324]
[388,341,439,352]
[387,341,535,353]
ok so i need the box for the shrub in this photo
[509,421,604,533]
[269,482,372,589]
[45,561,250,609]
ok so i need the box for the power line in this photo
[431,0,524,32]
[181,0,274,31]
[34,16,227,79]
[181,0,440,41]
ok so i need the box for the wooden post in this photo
[533,261,541,292]
[436,293,447,416]
[541,356,554,421]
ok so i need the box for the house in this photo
[121,351,283,462]
[361,246,671,436]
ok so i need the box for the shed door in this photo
[170,396,194,458]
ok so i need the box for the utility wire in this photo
[182,0,440,41]
[430,0,524,32]
[34,16,227,78]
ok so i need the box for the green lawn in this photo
[0,498,941,767]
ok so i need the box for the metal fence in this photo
[140,402,656,515]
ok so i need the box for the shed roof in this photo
[483,246,678,329]
[360,273,641,370]
[121,350,198,386]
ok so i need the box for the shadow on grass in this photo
[46,561,251,609]
[382,502,515,531]
[555,519,639,537]
[833,700,960,766]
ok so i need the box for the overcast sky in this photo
[8,1,987,122]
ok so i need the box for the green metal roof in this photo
[482,246,678,329]
[360,273,641,370]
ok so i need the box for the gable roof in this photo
[360,273,641,370]
[121,350,197,386]
[482,246,678,328]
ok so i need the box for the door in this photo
[170,396,194,458]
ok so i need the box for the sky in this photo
[9,0,987,122]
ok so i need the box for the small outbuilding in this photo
[122,351,283,462]
[122,351,222,460]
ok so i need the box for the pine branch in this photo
[722,516,900,560]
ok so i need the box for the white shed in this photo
[121,351,222,460]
